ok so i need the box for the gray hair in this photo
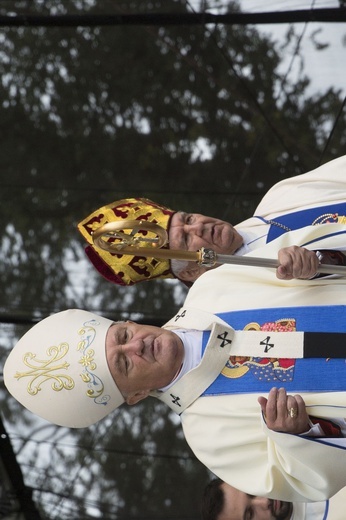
[170,259,189,276]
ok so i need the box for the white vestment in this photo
[293,486,346,519]
[235,154,346,251]
[158,223,346,502]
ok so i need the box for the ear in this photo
[177,262,207,283]
[125,390,150,406]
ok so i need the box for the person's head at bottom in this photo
[4,309,184,428]
[202,478,293,520]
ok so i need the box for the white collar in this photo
[159,330,202,392]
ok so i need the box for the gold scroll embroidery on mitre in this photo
[14,343,75,396]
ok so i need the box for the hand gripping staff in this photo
[92,220,346,276]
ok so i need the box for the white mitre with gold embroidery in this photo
[4,309,124,428]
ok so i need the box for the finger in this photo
[290,394,310,433]
[277,250,294,280]
[286,395,299,419]
[295,251,319,279]
[291,254,304,278]
[257,396,268,416]
[291,249,316,279]
[258,396,268,408]
[265,387,279,421]
[276,265,290,279]
[275,387,289,419]
[293,394,306,416]
[277,247,304,280]
[289,249,306,279]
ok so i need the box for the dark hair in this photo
[201,478,225,520]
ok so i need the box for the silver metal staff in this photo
[92,220,346,275]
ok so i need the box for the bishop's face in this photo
[169,211,243,254]
[105,321,184,403]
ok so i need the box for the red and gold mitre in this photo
[78,198,176,286]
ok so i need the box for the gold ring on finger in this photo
[288,407,298,419]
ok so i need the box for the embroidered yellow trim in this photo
[15,343,75,396]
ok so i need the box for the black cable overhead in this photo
[0,8,345,26]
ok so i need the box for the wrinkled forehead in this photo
[167,212,185,248]
[105,321,126,346]
[170,211,184,225]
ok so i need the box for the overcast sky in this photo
[241,0,346,96]
[192,0,346,96]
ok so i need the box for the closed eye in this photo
[245,507,254,520]
[120,327,129,344]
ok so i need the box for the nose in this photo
[251,497,271,510]
[123,338,144,356]
[253,498,274,519]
